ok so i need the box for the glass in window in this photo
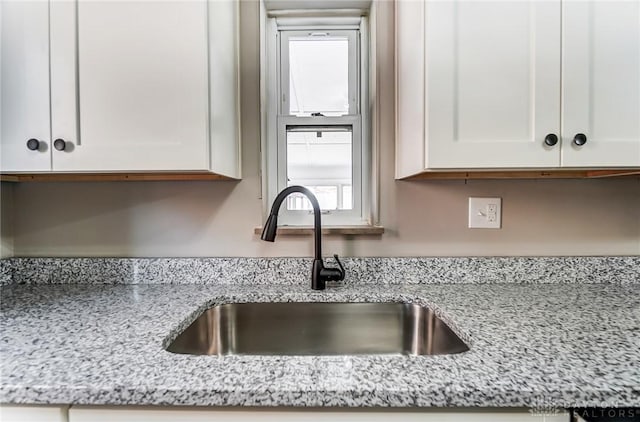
[288,35,349,116]
[286,126,352,211]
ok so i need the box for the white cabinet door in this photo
[425,0,562,169]
[0,0,52,172]
[397,0,562,174]
[562,0,640,167]
[0,405,69,422]
[69,406,568,422]
[53,0,210,172]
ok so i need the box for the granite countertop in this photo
[1,257,639,408]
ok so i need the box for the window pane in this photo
[341,185,352,210]
[289,35,349,116]
[287,186,338,211]
[286,126,352,210]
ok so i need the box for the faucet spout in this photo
[260,214,279,243]
[261,186,322,259]
[261,186,345,290]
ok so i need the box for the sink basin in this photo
[166,302,469,356]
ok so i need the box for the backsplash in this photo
[1,256,638,286]
[0,260,11,286]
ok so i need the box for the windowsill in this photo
[253,225,384,236]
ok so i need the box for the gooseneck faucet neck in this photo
[261,186,345,290]
[261,186,322,260]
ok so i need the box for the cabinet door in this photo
[397,0,562,173]
[69,406,567,422]
[426,0,562,169]
[53,0,210,172]
[0,405,69,422]
[562,0,640,167]
[0,0,51,172]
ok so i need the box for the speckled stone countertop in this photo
[1,257,639,408]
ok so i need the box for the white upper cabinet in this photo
[0,0,52,172]
[562,0,640,167]
[0,0,240,177]
[396,0,640,177]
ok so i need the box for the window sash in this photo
[277,115,364,225]
[279,29,359,116]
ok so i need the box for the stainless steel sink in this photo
[166,302,469,356]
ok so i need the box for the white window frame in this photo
[262,13,372,227]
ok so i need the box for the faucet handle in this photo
[332,254,345,281]
[315,254,346,288]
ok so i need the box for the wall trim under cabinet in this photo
[401,169,640,181]
[0,172,238,183]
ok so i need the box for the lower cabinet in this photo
[1,405,569,421]
[69,406,567,422]
[0,405,69,422]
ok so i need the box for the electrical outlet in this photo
[487,204,498,222]
[469,197,502,229]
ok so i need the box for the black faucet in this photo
[261,186,345,290]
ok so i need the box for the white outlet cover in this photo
[469,197,502,229]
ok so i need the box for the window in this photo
[263,15,371,226]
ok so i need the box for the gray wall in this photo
[1,1,639,258]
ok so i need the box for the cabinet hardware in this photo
[573,133,587,146]
[26,139,40,151]
[544,134,558,146]
[53,139,67,151]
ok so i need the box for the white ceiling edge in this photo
[264,0,373,12]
